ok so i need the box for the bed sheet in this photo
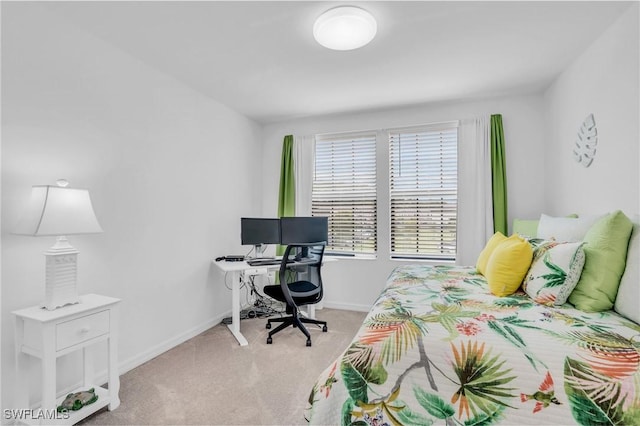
[306,264,640,425]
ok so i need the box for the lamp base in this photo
[42,236,80,310]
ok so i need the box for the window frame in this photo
[388,122,459,261]
[312,131,378,258]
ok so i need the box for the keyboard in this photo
[246,258,294,266]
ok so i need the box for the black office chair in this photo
[263,242,328,347]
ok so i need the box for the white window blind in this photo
[312,132,377,256]
[389,124,458,260]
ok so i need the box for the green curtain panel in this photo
[277,135,295,255]
[490,114,508,235]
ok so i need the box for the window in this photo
[389,124,458,260]
[312,132,377,256]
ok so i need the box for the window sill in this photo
[325,254,377,261]
[390,257,456,265]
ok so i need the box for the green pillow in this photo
[513,214,578,238]
[568,210,633,312]
[513,219,539,238]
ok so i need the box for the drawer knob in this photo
[80,326,91,334]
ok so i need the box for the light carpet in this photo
[81,308,367,425]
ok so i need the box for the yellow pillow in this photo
[485,235,533,297]
[476,232,507,275]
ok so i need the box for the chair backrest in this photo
[278,242,326,309]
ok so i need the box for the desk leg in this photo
[306,304,316,319]
[226,270,248,346]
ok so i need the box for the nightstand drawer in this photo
[57,310,110,351]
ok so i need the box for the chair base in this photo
[266,313,327,346]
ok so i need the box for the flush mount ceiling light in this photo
[313,6,377,51]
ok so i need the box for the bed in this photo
[305,263,640,425]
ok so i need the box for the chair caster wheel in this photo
[322,325,328,332]
[306,339,312,347]
[267,337,273,344]
[266,323,271,329]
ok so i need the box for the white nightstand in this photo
[13,294,121,425]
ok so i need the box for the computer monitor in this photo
[240,218,281,258]
[280,216,328,245]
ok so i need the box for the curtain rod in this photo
[313,120,460,138]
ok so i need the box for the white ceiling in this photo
[47,1,631,124]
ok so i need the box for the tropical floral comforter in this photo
[306,265,640,425]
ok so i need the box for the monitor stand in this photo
[249,244,274,260]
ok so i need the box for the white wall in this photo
[543,4,639,216]
[4,1,636,416]
[1,3,262,410]
[261,94,547,310]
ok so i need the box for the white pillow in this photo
[537,214,602,242]
[523,241,586,306]
[614,215,639,324]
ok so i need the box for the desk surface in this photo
[212,256,335,346]
[212,257,335,272]
[213,259,278,272]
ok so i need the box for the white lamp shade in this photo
[14,185,103,236]
[313,6,377,51]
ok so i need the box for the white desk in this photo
[213,260,281,346]
[213,258,334,346]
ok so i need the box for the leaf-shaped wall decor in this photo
[573,113,598,167]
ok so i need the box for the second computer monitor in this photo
[280,216,328,245]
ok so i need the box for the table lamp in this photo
[14,179,103,310]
